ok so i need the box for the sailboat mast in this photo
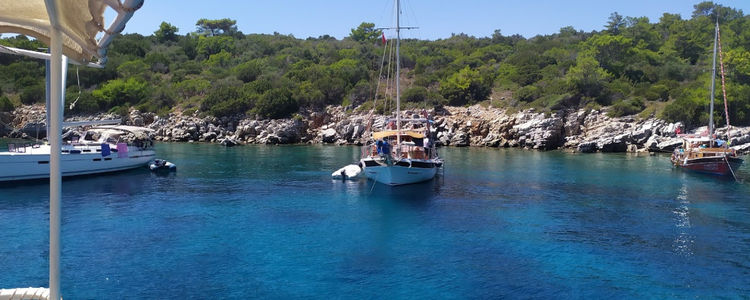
[709,21,718,139]
[395,0,401,148]
[717,21,732,143]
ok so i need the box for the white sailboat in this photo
[0,5,155,183]
[0,124,156,181]
[359,0,441,186]
[0,1,144,299]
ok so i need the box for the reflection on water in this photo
[672,183,694,257]
[368,178,441,206]
[329,175,442,209]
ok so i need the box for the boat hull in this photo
[361,159,437,186]
[0,145,155,181]
[672,155,743,176]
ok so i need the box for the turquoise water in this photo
[1,143,750,298]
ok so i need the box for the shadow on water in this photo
[0,167,164,206]
[671,164,749,184]
[364,178,442,209]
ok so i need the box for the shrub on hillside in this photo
[253,88,297,119]
[403,86,428,103]
[20,84,44,104]
[0,96,14,112]
[608,97,645,117]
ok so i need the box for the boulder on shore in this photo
[3,104,750,155]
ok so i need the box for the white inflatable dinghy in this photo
[331,164,361,180]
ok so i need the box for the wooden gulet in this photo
[670,21,743,179]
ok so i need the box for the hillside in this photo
[0,2,749,129]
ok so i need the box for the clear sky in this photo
[120,0,750,40]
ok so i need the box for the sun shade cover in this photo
[373,130,426,140]
[0,0,143,64]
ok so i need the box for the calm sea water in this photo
[1,142,749,298]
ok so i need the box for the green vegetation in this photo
[0,2,749,126]
[0,90,14,112]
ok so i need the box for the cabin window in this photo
[364,160,380,167]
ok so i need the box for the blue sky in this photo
[121,0,750,40]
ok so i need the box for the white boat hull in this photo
[0,144,155,181]
[361,159,437,186]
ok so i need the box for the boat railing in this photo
[5,143,35,153]
[398,144,428,160]
[697,147,736,156]
[362,140,436,161]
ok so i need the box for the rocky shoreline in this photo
[3,104,750,155]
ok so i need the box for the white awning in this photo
[0,0,144,65]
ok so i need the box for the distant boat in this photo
[671,21,743,178]
[360,127,440,185]
[0,124,156,181]
[358,0,441,185]
[671,136,742,176]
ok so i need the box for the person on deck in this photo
[382,139,390,156]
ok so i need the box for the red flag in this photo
[381,33,386,45]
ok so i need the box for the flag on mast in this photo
[382,32,387,45]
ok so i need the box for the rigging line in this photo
[724,155,738,182]
[385,37,395,115]
[717,24,732,142]
[403,0,419,33]
[69,66,82,110]
[368,37,390,130]
[369,167,380,194]
[384,38,392,101]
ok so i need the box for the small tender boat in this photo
[332,164,362,180]
[149,159,176,172]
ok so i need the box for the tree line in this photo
[0,1,749,128]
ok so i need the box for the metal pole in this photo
[43,0,62,297]
[395,0,401,153]
[709,21,718,142]
[45,50,50,140]
[48,25,63,300]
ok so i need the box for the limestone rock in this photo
[450,131,470,147]
[322,128,337,143]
